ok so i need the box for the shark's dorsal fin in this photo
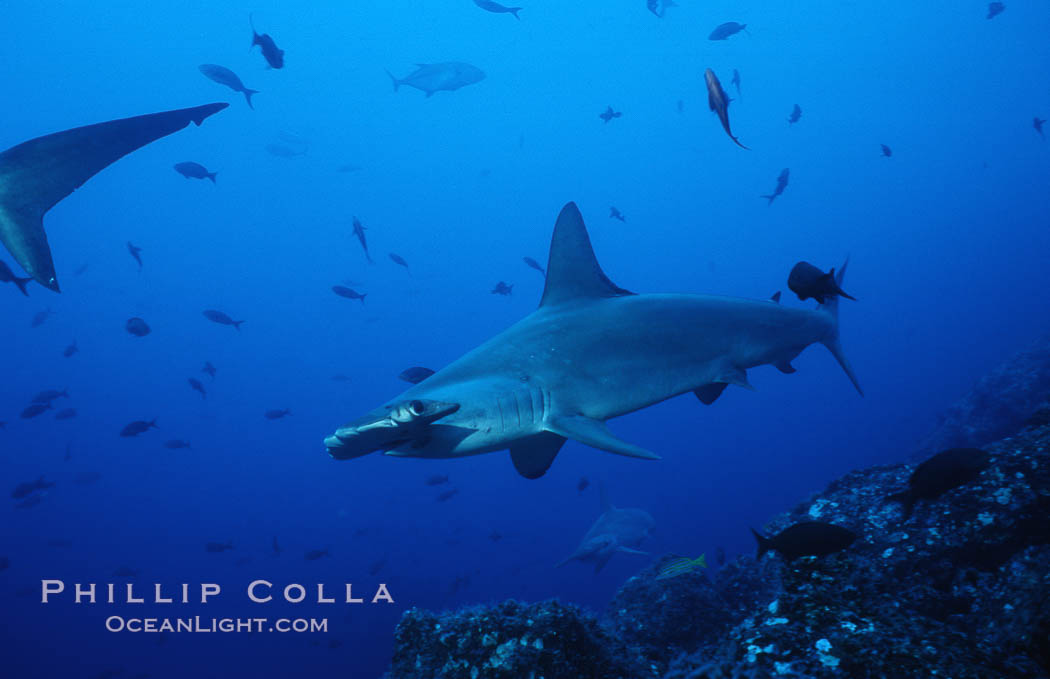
[539,202,633,308]
[0,103,228,291]
[509,432,566,479]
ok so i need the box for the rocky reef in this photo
[389,413,1050,678]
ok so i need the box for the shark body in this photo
[325,202,861,478]
[557,484,653,573]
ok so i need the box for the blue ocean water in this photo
[2,1,1049,676]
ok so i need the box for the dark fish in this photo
[31,308,53,327]
[333,286,367,302]
[731,69,741,96]
[205,541,233,553]
[305,549,330,561]
[188,378,207,399]
[127,241,143,269]
[272,536,282,555]
[352,217,374,263]
[709,22,747,40]
[399,366,435,384]
[32,388,69,404]
[0,421,5,429]
[577,476,589,492]
[523,256,546,277]
[163,440,192,450]
[716,546,726,566]
[203,309,244,330]
[752,522,857,560]
[654,554,707,580]
[599,106,622,123]
[761,168,790,205]
[491,281,513,296]
[987,2,1005,19]
[234,556,253,567]
[880,144,892,157]
[436,488,459,502]
[704,69,748,149]
[55,408,77,421]
[888,448,991,517]
[199,64,258,109]
[12,476,54,499]
[249,14,285,69]
[368,557,387,575]
[125,317,151,337]
[202,361,216,379]
[389,252,409,271]
[174,161,217,183]
[1035,117,1046,138]
[120,419,158,437]
[425,474,449,486]
[265,409,291,420]
[21,403,52,419]
[788,261,855,304]
[646,0,677,18]
[787,104,801,125]
[609,207,626,222]
[16,495,43,509]
[473,0,522,18]
[62,340,78,357]
[73,263,89,276]
[265,143,305,158]
[74,471,102,485]
[0,260,32,296]
[489,530,503,542]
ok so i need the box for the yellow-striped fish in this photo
[655,554,707,580]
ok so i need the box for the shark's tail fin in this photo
[819,257,863,396]
[385,69,400,92]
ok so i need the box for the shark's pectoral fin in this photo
[720,367,755,390]
[545,415,661,460]
[618,546,649,555]
[594,551,614,574]
[775,361,797,374]
[509,432,566,479]
[694,383,728,405]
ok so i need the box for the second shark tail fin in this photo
[819,257,863,396]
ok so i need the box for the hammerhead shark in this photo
[557,484,653,573]
[0,103,228,292]
[325,202,862,478]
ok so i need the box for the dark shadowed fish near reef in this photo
[655,554,707,580]
[386,62,486,97]
[788,261,855,304]
[249,14,284,69]
[200,65,257,108]
[557,485,653,572]
[647,0,677,18]
[880,144,892,157]
[174,161,217,183]
[32,388,68,403]
[12,476,54,499]
[188,378,207,399]
[491,281,513,296]
[325,202,863,478]
[21,403,52,419]
[120,419,157,437]
[389,253,410,271]
[609,207,626,222]
[473,0,522,19]
[987,2,1005,19]
[305,549,330,560]
[731,69,741,96]
[787,104,801,124]
[436,488,459,502]
[265,409,291,420]
[761,168,790,205]
[752,522,857,560]
[203,309,244,330]
[1035,117,1046,138]
[31,308,52,327]
[425,474,449,486]
[709,22,748,40]
[0,103,227,291]
[398,367,435,384]
[125,317,151,337]
[0,260,32,295]
[55,408,77,420]
[126,241,143,269]
[523,256,545,277]
[887,448,991,517]
[203,361,216,378]
[599,106,622,123]
[333,286,366,302]
[704,69,748,149]
[351,216,374,263]
[205,541,233,553]
[62,340,78,357]
[164,440,192,450]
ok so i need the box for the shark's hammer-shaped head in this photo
[325,399,460,460]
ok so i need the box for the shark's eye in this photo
[409,400,425,416]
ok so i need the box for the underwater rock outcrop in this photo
[389,420,1050,678]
